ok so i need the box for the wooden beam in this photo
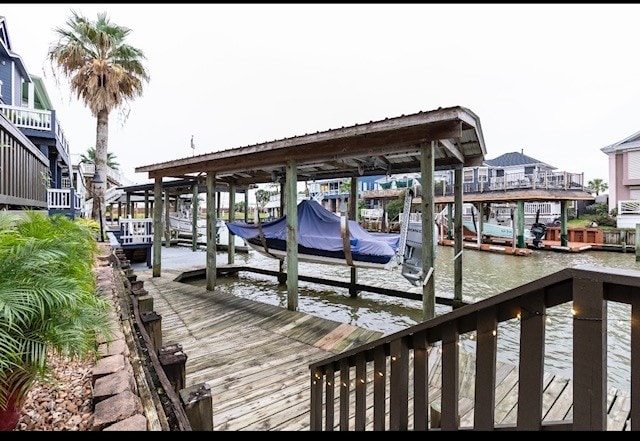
[438,138,464,164]
[285,159,298,311]
[206,172,217,291]
[142,120,463,179]
[152,177,163,277]
[421,141,436,321]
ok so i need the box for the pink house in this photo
[601,130,640,226]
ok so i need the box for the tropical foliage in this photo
[587,178,608,196]
[80,147,120,170]
[0,212,113,430]
[47,10,150,225]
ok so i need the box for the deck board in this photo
[138,266,631,431]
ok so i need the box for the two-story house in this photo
[308,175,379,214]
[0,16,81,218]
[601,130,640,228]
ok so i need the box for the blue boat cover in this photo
[226,200,400,260]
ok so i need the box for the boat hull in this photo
[246,238,398,270]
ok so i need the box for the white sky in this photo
[2,3,639,187]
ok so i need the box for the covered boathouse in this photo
[132,106,640,430]
[135,105,487,320]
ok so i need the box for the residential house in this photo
[308,175,379,214]
[601,130,640,228]
[0,16,80,217]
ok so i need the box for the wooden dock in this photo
[137,265,631,430]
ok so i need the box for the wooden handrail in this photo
[309,265,640,431]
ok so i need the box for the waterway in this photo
[183,245,640,393]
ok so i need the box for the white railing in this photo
[119,218,153,245]
[82,163,132,187]
[47,188,82,211]
[361,208,383,220]
[0,104,70,156]
[618,200,640,215]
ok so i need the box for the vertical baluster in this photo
[474,307,498,430]
[441,321,459,430]
[517,291,546,429]
[355,353,366,430]
[390,338,409,430]
[373,345,386,431]
[413,331,429,430]
[573,276,606,430]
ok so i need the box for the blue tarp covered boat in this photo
[226,199,402,269]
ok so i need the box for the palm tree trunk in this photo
[94,109,109,237]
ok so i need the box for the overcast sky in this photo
[2,3,639,187]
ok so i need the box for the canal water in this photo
[184,245,640,393]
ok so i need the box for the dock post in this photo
[158,343,187,395]
[349,176,360,298]
[180,383,213,431]
[141,311,162,353]
[517,200,525,248]
[192,182,199,252]
[636,224,640,261]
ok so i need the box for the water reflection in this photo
[186,246,639,392]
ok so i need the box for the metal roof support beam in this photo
[285,159,299,311]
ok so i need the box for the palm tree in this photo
[587,178,608,196]
[0,211,113,430]
[47,10,150,225]
[80,146,120,170]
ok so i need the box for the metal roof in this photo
[135,105,487,187]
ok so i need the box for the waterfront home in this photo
[0,16,132,220]
[600,130,640,228]
[0,16,77,216]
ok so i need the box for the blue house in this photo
[0,15,80,217]
[308,175,380,213]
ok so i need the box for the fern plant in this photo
[0,211,114,430]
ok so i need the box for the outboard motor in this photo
[530,209,547,248]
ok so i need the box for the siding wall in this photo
[0,53,11,103]
[0,112,48,208]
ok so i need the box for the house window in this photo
[477,167,488,182]
[628,151,640,179]
[463,168,474,183]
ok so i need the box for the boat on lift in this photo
[226,199,404,269]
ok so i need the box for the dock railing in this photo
[309,265,640,431]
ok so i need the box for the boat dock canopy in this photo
[135,106,487,185]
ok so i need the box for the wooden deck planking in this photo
[137,268,632,431]
[607,389,631,431]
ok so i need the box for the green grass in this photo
[566,214,617,230]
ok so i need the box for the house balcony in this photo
[616,200,640,229]
[0,104,70,164]
[47,187,83,219]
[452,171,586,195]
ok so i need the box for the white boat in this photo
[457,204,534,241]
[167,214,249,252]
